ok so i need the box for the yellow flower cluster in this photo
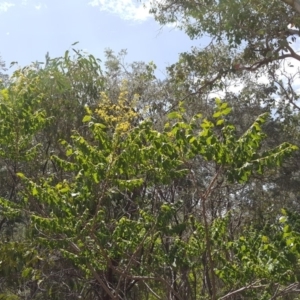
[95,81,139,134]
[0,89,9,101]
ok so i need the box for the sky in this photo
[1,0,299,101]
[0,0,201,75]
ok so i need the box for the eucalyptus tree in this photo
[145,0,300,224]
[102,48,175,128]
[0,55,8,88]
[146,0,300,120]
[149,0,300,70]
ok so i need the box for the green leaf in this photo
[220,103,228,109]
[167,111,182,119]
[82,115,92,123]
[216,119,224,126]
[66,148,73,156]
[279,216,287,223]
[22,267,32,279]
[213,111,222,118]
[283,225,291,233]
[215,98,222,105]
[222,107,232,115]
[32,186,38,196]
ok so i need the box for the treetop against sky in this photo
[1,0,300,86]
[0,0,200,73]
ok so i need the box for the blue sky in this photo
[0,0,202,75]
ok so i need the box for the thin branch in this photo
[86,262,118,300]
[115,228,153,292]
[219,281,265,300]
[270,282,300,299]
[286,43,300,61]
[143,281,162,300]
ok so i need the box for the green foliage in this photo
[149,0,297,53]
[0,88,47,161]
[3,91,296,298]
[1,47,299,299]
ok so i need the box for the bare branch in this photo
[87,262,118,300]
[142,281,162,300]
[270,282,300,299]
[219,281,265,300]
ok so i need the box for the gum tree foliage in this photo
[0,55,8,88]
[0,72,48,221]
[0,49,106,233]
[144,0,300,226]
[102,48,175,128]
[148,0,300,82]
[16,49,105,147]
[0,62,298,299]
[146,0,300,121]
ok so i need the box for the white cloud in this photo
[0,2,15,12]
[88,0,152,21]
[34,2,47,9]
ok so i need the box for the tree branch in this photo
[219,281,265,300]
[280,0,300,14]
[270,282,300,299]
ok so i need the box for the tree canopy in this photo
[148,0,300,118]
[1,1,300,298]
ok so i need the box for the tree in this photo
[1,76,297,298]
[149,0,300,65]
[148,0,300,113]
[0,55,8,88]
[146,0,300,226]
[1,46,300,299]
